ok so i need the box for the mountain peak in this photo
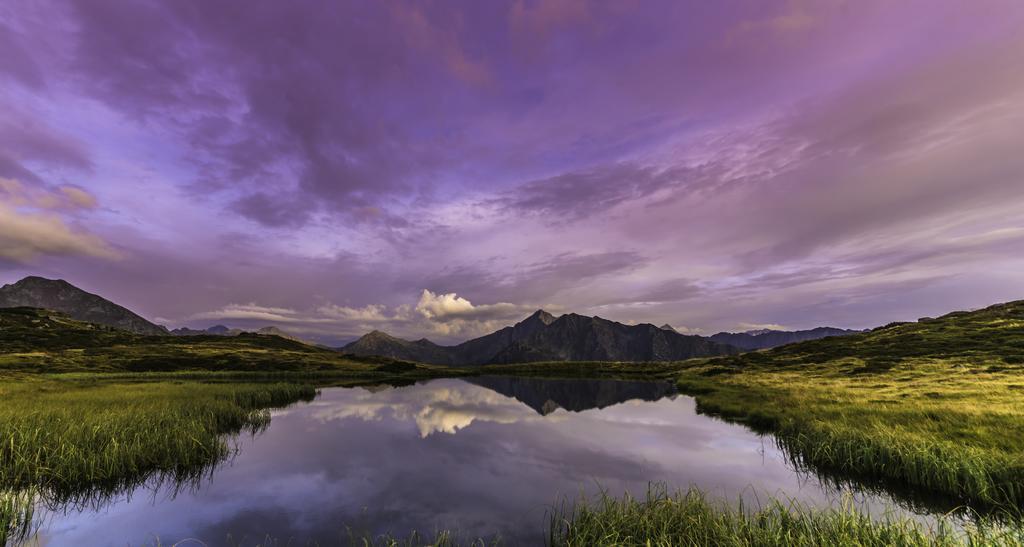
[7,276,71,288]
[659,324,676,332]
[527,309,556,325]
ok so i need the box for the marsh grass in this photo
[0,377,316,499]
[548,486,1024,547]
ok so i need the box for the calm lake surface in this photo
[37,377,933,545]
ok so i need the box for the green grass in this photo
[0,376,325,544]
[549,486,1024,547]
[668,300,1024,512]
[0,376,317,496]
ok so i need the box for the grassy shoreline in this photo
[549,486,1024,547]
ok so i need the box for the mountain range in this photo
[341,310,739,366]
[0,276,862,364]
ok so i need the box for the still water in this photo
[37,377,925,545]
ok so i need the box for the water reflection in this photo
[29,378,952,545]
[467,376,678,415]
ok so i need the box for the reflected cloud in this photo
[311,382,549,437]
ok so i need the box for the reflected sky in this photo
[38,378,920,545]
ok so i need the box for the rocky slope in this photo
[0,276,167,335]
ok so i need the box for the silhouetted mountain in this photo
[342,310,736,366]
[342,330,457,365]
[468,376,679,415]
[0,276,167,335]
[709,327,861,350]
[487,313,735,364]
[451,309,557,365]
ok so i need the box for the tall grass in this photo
[677,357,1024,512]
[549,486,1024,547]
[0,377,316,547]
[0,379,315,496]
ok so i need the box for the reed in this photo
[549,486,1024,547]
[0,378,316,496]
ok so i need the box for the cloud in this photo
[317,303,390,322]
[0,178,114,263]
[189,303,305,323]
[735,322,789,332]
[415,289,524,322]
[311,382,545,437]
[0,203,117,262]
[179,289,542,344]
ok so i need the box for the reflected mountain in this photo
[466,376,678,415]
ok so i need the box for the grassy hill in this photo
[673,299,1024,512]
[0,307,447,377]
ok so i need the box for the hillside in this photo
[707,300,1024,373]
[708,327,861,351]
[0,307,442,376]
[0,277,167,335]
[342,310,737,365]
[670,299,1024,510]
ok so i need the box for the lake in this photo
[35,377,934,545]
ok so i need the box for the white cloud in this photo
[312,382,548,437]
[317,303,389,322]
[415,288,524,321]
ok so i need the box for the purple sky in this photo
[2,0,1023,344]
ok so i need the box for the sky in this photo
[1,0,1023,345]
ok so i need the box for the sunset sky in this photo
[2,0,1023,344]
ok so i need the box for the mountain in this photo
[709,327,861,350]
[342,310,737,366]
[342,330,457,365]
[487,313,735,364]
[0,276,167,336]
[451,309,557,365]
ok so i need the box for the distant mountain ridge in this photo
[709,327,862,351]
[171,324,312,344]
[342,310,738,366]
[1,275,862,362]
[0,276,167,335]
